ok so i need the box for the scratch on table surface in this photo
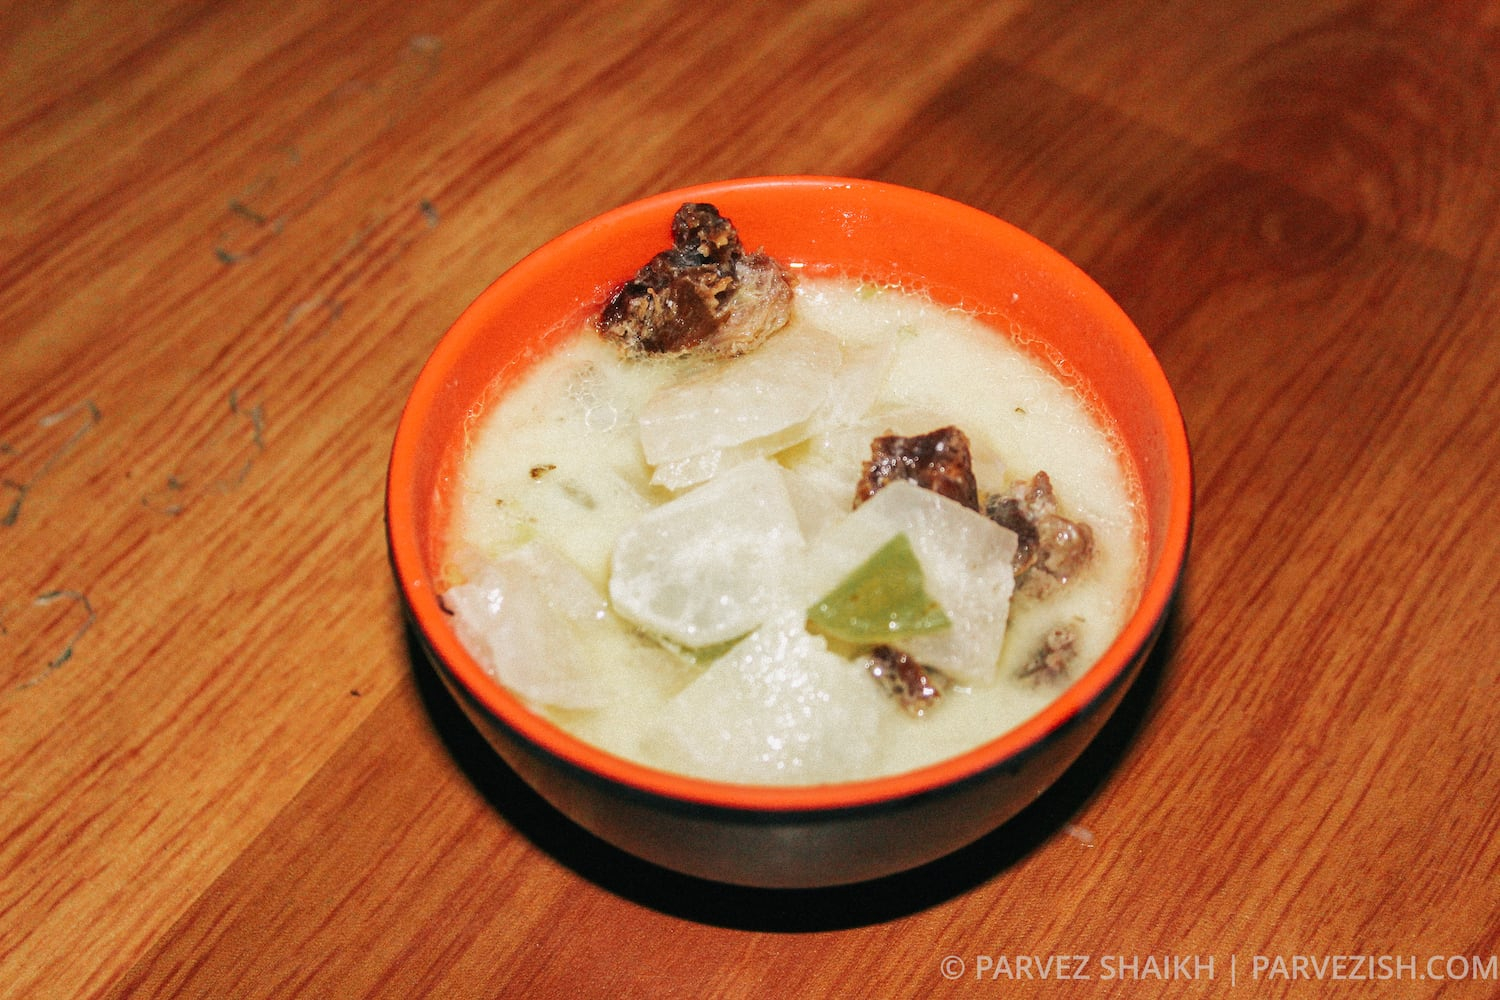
[284,296,344,330]
[6,589,97,690]
[281,193,434,332]
[230,389,266,455]
[213,175,286,265]
[402,35,444,85]
[228,199,269,226]
[141,391,266,515]
[1,400,101,527]
[210,34,443,267]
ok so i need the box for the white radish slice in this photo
[647,610,884,784]
[443,542,614,709]
[608,458,804,648]
[638,327,841,488]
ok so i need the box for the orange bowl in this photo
[387,176,1192,888]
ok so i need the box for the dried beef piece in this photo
[984,471,1093,590]
[671,201,740,268]
[867,644,948,715]
[598,202,793,357]
[984,495,1041,575]
[1034,509,1093,582]
[855,426,980,510]
[1016,622,1081,686]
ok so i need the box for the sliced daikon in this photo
[806,339,894,433]
[443,542,614,709]
[608,458,804,648]
[638,327,841,488]
[647,610,884,784]
[647,439,768,492]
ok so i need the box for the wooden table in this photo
[4,2,1497,996]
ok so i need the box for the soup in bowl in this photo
[386,176,1191,888]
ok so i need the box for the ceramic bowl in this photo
[387,176,1192,888]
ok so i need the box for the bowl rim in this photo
[387,175,1192,815]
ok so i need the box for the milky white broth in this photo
[443,277,1144,784]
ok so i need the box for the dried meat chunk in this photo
[1015,622,1080,686]
[854,426,980,511]
[599,202,793,357]
[984,471,1094,591]
[866,644,948,715]
[983,494,1041,575]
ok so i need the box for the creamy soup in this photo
[443,277,1143,784]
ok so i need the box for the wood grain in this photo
[3,1,1497,997]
